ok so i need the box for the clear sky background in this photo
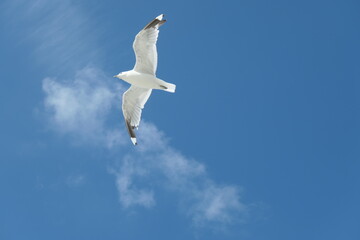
[1,0,359,239]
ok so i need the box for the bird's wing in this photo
[133,14,166,75]
[122,85,152,145]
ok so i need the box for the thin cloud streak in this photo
[2,0,101,73]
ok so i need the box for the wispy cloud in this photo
[42,67,248,226]
[110,122,248,226]
[109,155,155,208]
[66,174,86,188]
[42,67,126,148]
[2,0,101,73]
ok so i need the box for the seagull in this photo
[114,14,176,145]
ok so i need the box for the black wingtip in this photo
[143,15,167,30]
[125,120,138,145]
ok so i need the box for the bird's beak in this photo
[113,75,117,78]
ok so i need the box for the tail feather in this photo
[157,80,176,93]
[166,83,176,93]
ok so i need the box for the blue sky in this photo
[1,0,360,239]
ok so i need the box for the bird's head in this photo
[114,72,126,80]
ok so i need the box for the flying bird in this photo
[114,14,176,145]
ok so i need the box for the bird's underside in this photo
[119,14,175,145]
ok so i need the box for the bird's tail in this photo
[157,79,176,93]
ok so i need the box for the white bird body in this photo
[114,14,176,145]
[117,70,175,92]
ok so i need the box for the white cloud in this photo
[110,156,155,208]
[109,122,248,225]
[41,65,249,226]
[42,68,248,225]
[42,66,126,148]
[191,184,247,225]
